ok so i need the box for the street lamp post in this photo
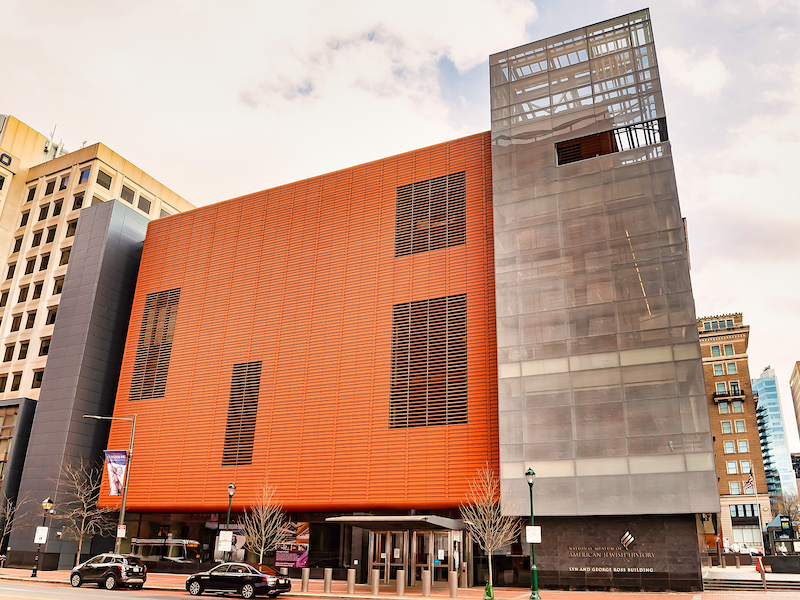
[224,483,236,562]
[84,414,137,554]
[525,468,541,600]
[31,497,53,578]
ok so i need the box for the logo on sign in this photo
[621,531,635,550]
[0,154,10,167]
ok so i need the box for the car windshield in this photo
[209,564,229,574]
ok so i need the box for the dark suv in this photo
[70,553,147,590]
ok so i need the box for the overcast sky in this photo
[4,0,800,449]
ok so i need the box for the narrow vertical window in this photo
[128,288,181,401]
[222,361,262,466]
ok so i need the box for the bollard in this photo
[301,568,310,592]
[324,567,333,593]
[449,571,458,597]
[396,570,405,596]
[422,569,431,597]
[460,566,467,589]
[348,568,356,594]
[735,554,741,569]
[372,569,380,595]
[280,567,289,575]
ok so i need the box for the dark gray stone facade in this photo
[8,200,148,569]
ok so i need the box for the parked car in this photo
[186,562,291,598]
[70,553,147,590]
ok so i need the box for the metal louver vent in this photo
[222,361,262,466]
[395,171,466,257]
[389,294,467,428]
[129,288,180,401]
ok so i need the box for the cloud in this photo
[658,46,731,101]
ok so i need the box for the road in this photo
[0,581,185,599]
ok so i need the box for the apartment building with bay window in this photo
[697,313,770,549]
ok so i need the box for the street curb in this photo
[0,574,497,599]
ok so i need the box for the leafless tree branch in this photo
[459,463,520,589]
[241,482,290,565]
[0,491,30,552]
[56,458,117,566]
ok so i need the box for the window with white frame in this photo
[712,345,722,357]
[714,364,724,376]
[735,420,746,433]
[721,421,732,434]
[724,343,734,355]
[733,401,743,413]
[716,382,727,394]
[730,481,741,495]
[741,460,751,474]
[724,441,735,453]
[727,362,737,374]
[727,461,738,474]
[719,402,730,414]
[738,440,748,453]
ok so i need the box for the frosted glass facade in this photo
[752,368,798,496]
[490,10,719,516]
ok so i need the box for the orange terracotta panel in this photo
[101,132,498,514]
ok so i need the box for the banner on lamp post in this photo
[104,450,127,496]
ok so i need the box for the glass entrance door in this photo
[413,531,431,584]
[432,531,450,584]
[370,532,387,582]
[369,531,408,584]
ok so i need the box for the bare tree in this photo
[0,491,28,553]
[57,459,117,566]
[772,493,800,524]
[241,482,290,566]
[460,464,521,593]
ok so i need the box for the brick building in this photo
[698,314,770,548]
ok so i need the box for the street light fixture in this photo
[525,468,541,600]
[224,483,236,562]
[31,497,53,578]
[84,413,137,554]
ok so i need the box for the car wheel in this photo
[240,582,256,599]
[70,573,82,587]
[104,573,118,590]
[188,580,204,596]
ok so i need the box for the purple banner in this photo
[104,450,127,496]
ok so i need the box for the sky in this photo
[3,0,800,448]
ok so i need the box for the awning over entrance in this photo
[326,515,464,531]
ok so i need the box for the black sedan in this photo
[70,553,147,589]
[186,562,292,598]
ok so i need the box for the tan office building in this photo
[0,132,194,400]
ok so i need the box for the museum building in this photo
[15,10,720,592]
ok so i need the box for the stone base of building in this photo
[529,514,703,591]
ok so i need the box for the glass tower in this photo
[752,368,798,497]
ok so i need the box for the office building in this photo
[0,116,70,519]
[752,367,798,498]
[0,118,195,568]
[697,314,770,548]
[84,10,718,592]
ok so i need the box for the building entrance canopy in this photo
[325,515,464,531]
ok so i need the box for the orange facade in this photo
[101,133,499,514]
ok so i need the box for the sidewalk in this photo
[704,564,800,581]
[2,568,800,598]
